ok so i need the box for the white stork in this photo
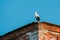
[35,11,40,22]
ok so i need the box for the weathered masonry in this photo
[38,22,60,40]
[0,22,60,40]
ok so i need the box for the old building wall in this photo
[0,22,38,40]
[38,22,60,40]
[0,22,60,40]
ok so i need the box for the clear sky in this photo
[0,0,60,35]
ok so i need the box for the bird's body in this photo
[35,11,40,22]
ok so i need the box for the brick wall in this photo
[38,22,60,40]
[0,22,38,40]
[0,22,60,40]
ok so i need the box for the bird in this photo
[35,11,40,22]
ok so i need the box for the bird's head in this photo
[35,11,40,17]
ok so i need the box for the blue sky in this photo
[0,0,60,35]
